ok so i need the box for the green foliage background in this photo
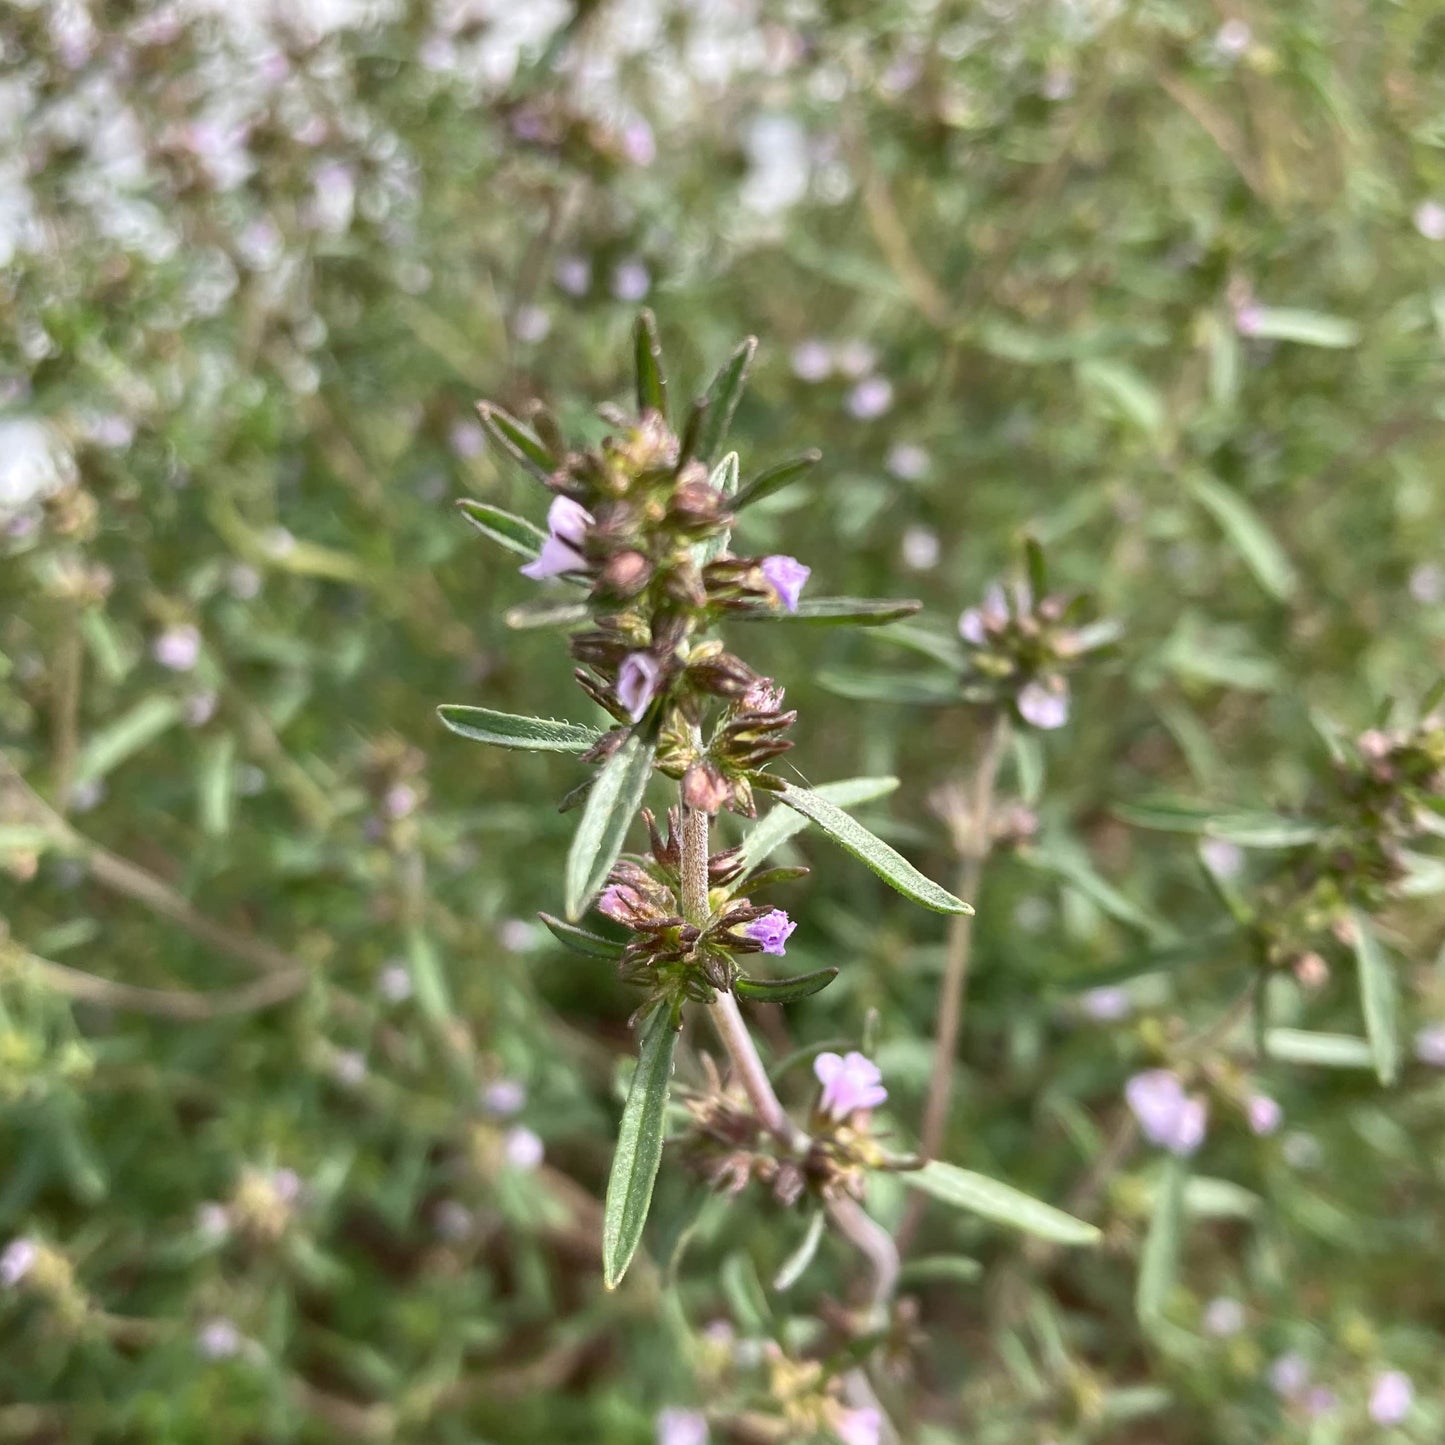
[3,1,1445,1440]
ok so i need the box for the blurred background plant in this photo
[3,0,1445,1441]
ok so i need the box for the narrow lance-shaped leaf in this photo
[817,667,960,706]
[74,696,185,788]
[778,783,971,916]
[565,733,655,919]
[437,705,600,753]
[772,1209,827,1291]
[602,1006,679,1288]
[1242,307,1360,348]
[733,449,821,509]
[504,600,592,631]
[1351,910,1401,1085]
[456,499,546,560]
[694,335,757,464]
[732,597,923,627]
[740,776,899,875]
[1136,1153,1186,1328]
[634,310,667,419]
[734,967,839,1003]
[901,1161,1100,1246]
[538,912,625,959]
[1263,1028,1375,1069]
[475,402,554,478]
[1186,474,1298,603]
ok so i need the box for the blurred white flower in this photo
[482,1079,527,1116]
[1203,1296,1245,1337]
[886,442,931,481]
[611,258,651,302]
[378,963,413,1003]
[512,305,551,343]
[0,1239,37,1287]
[655,1407,708,1445]
[554,254,592,296]
[154,625,201,672]
[791,340,833,382]
[1214,19,1252,57]
[197,1318,241,1360]
[1200,838,1244,879]
[1080,986,1131,1021]
[847,376,893,420]
[1369,1370,1414,1426]
[900,526,940,571]
[1414,201,1445,242]
[503,1125,544,1172]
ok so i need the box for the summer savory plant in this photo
[438,315,1101,1441]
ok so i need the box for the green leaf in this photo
[902,1161,1100,1245]
[734,967,839,1003]
[504,601,591,630]
[695,336,756,464]
[739,776,900,875]
[405,926,453,1025]
[198,733,236,839]
[776,783,971,915]
[732,597,923,627]
[475,402,554,478]
[0,825,59,855]
[1114,797,1320,846]
[772,1209,826,1291]
[1186,474,1298,602]
[633,310,667,418]
[1137,1154,1186,1328]
[1351,911,1401,1085]
[74,696,185,788]
[1263,1028,1376,1069]
[602,1007,679,1288]
[565,733,655,919]
[897,1254,983,1287]
[1243,307,1360,348]
[437,705,600,753]
[538,912,624,959]
[733,449,821,510]
[872,621,969,670]
[816,667,960,706]
[456,499,547,560]
[1077,358,1167,439]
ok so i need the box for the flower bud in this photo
[682,762,731,815]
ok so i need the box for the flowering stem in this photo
[897,709,1010,1254]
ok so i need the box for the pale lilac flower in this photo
[791,340,833,382]
[154,624,201,672]
[1414,201,1445,242]
[0,1239,37,1287]
[621,118,656,166]
[1409,562,1444,604]
[1414,1023,1445,1067]
[272,1167,301,1204]
[834,340,878,379]
[1235,301,1265,336]
[1125,1070,1208,1155]
[885,442,931,481]
[1042,66,1075,101]
[197,1318,241,1360]
[482,1079,526,1117]
[184,691,218,728]
[1305,1387,1338,1418]
[760,555,810,612]
[1017,680,1069,730]
[1203,1296,1245,1337]
[744,909,796,956]
[655,1407,708,1445]
[611,259,651,303]
[384,784,418,819]
[900,526,939,571]
[378,963,412,1003]
[500,919,535,953]
[503,1125,544,1172]
[520,495,593,581]
[847,376,894,420]
[1201,838,1244,879]
[617,652,663,722]
[958,608,988,646]
[449,419,485,457]
[1369,1370,1414,1426]
[598,882,650,926]
[1080,986,1131,1022]
[555,255,591,296]
[834,1406,883,1445]
[513,305,551,343]
[1269,1351,1310,1399]
[196,1203,230,1241]
[815,1051,887,1119]
[1214,19,1252,57]
[1246,1093,1282,1136]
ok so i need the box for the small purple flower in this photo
[1017,679,1069,731]
[621,117,656,166]
[1414,1023,1445,1067]
[1203,1296,1245,1337]
[500,919,535,953]
[815,1051,887,1120]
[1246,1093,1282,1136]
[1125,1069,1208,1155]
[790,340,833,382]
[617,652,663,722]
[958,608,988,646]
[1269,1351,1310,1399]
[197,1318,241,1360]
[760,555,810,612]
[885,442,931,481]
[154,624,201,672]
[834,1406,883,1445]
[196,1203,230,1241]
[384,784,418,819]
[1235,301,1265,336]
[1410,562,1445,604]
[611,258,651,303]
[744,909,796,956]
[655,1407,708,1445]
[0,1239,37,1287]
[512,305,551,344]
[520,495,593,581]
[1080,986,1131,1022]
[503,1125,544,1172]
[555,254,591,296]
[1214,18,1252,57]
[1369,1370,1414,1426]
[482,1079,526,1117]
[1200,838,1244,879]
[184,691,218,728]
[1304,1386,1338,1418]
[1414,200,1445,242]
[846,376,894,420]
[271,1167,301,1204]
[834,340,878,379]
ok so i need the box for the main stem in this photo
[897,710,1010,1254]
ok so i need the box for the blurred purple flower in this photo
[834,340,878,379]
[886,442,930,481]
[815,1051,887,1119]
[384,784,418,819]
[1080,986,1131,1022]
[450,419,485,457]
[513,305,551,344]
[621,118,656,166]
[154,624,201,672]
[555,255,592,296]
[503,1125,544,1172]
[1414,201,1445,242]
[1203,1296,1245,1337]
[1201,838,1244,879]
[1305,1387,1338,1418]
[900,526,939,571]
[196,1203,230,1241]
[1126,1069,1208,1155]
[744,909,796,956]
[482,1079,526,1117]
[184,691,218,728]
[1214,19,1252,56]
[1414,1024,1445,1067]
[1269,1351,1310,1399]
[611,259,651,303]
[790,340,832,382]
[655,1408,708,1445]
[520,496,592,580]
[617,652,663,721]
[761,554,810,612]
[0,1239,36,1287]
[834,1406,883,1445]
[197,1318,241,1360]
[847,376,893,420]
[1017,680,1069,730]
[1246,1094,1282,1136]
[1369,1370,1414,1426]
